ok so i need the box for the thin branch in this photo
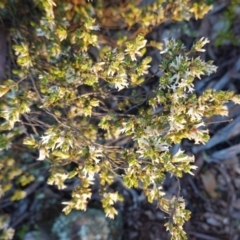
[30,117,51,128]
[16,76,27,85]
[29,74,42,101]
[168,177,181,228]
[92,112,134,118]
[205,118,233,125]
[22,114,39,135]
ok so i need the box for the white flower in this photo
[37,147,49,160]
[187,108,203,121]
[169,73,181,84]
[155,141,169,152]
[137,135,169,153]
[188,128,209,144]
[125,38,147,61]
[82,168,96,185]
[54,136,65,150]
[3,228,15,239]
[104,192,119,204]
[194,37,209,52]
[2,108,20,127]
[186,84,195,93]
[46,0,56,7]
[105,206,118,219]
[114,73,129,91]
[75,199,88,211]
[169,55,184,71]
[40,132,54,144]
[172,149,189,162]
[168,115,186,131]
[200,37,209,45]
[205,64,217,75]
[160,39,170,54]
[144,126,162,136]
[107,65,117,76]
[89,145,103,164]
[48,172,68,189]
[92,62,105,75]
[188,165,198,175]
[44,0,56,19]
[87,174,95,185]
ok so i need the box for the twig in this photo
[169,177,181,222]
[44,110,62,124]
[92,112,134,118]
[187,175,208,202]
[205,118,233,125]
[23,114,39,135]
[16,76,27,85]
[29,73,42,101]
[124,93,150,114]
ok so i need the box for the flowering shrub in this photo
[1,0,240,239]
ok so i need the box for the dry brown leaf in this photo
[201,171,218,198]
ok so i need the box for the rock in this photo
[51,208,123,240]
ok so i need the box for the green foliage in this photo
[215,0,240,46]
[1,0,240,239]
